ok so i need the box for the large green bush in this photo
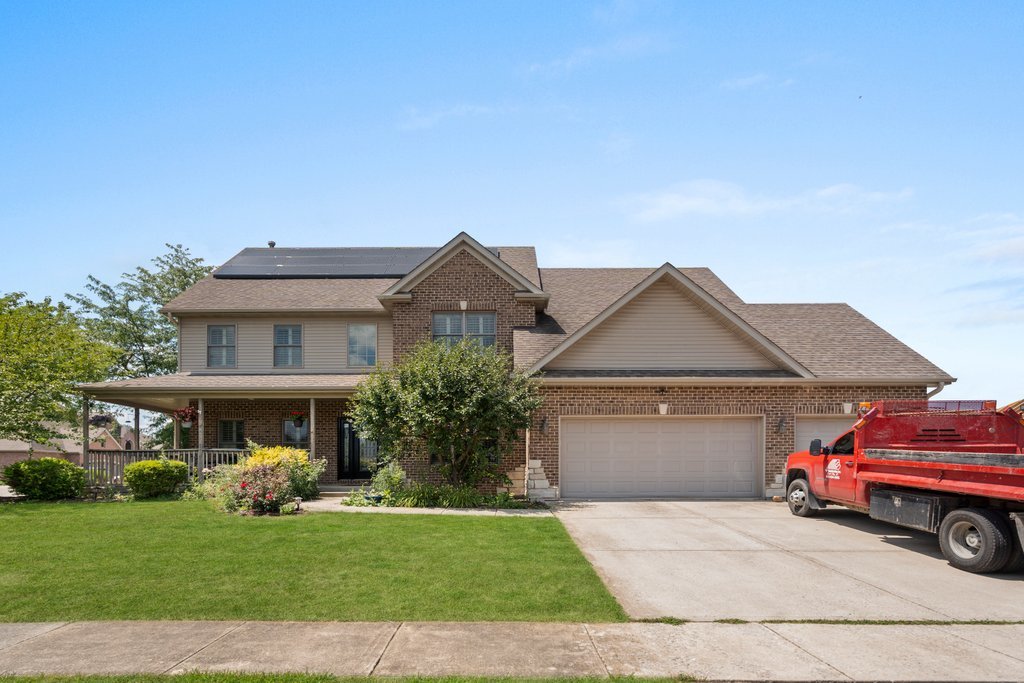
[123,459,188,498]
[1,457,85,500]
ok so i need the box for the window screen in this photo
[432,312,495,347]
[274,324,302,367]
[207,325,236,367]
[218,420,245,449]
[348,324,377,367]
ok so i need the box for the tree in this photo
[68,244,212,448]
[350,340,543,486]
[68,244,212,379]
[0,293,115,446]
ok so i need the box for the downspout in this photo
[926,382,947,398]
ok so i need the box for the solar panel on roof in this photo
[213,246,499,279]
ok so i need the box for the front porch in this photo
[77,374,378,486]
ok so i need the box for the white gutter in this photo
[539,376,956,387]
[926,382,947,398]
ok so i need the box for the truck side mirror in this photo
[809,439,822,456]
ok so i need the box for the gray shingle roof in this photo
[80,374,368,392]
[163,246,540,313]
[514,267,953,382]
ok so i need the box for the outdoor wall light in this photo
[776,417,786,433]
[539,417,548,434]
[658,403,669,416]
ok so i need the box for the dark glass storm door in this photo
[338,418,379,479]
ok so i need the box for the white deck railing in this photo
[83,448,248,486]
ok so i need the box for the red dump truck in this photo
[785,400,1024,573]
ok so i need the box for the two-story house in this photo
[81,232,954,499]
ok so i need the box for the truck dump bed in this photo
[853,402,1024,502]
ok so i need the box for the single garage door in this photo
[793,416,858,453]
[560,417,761,499]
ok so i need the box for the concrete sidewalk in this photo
[2,621,1023,680]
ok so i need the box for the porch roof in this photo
[79,373,365,412]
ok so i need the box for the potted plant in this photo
[173,406,199,428]
[289,410,307,428]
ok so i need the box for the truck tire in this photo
[1003,541,1024,574]
[938,508,1012,573]
[787,479,817,518]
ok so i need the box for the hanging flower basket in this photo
[289,410,308,428]
[173,406,199,428]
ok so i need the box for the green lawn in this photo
[0,501,624,623]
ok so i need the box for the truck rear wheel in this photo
[938,508,1012,573]
[787,479,816,518]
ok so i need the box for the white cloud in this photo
[526,33,668,75]
[720,73,795,90]
[397,104,497,131]
[621,179,913,222]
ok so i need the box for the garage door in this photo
[793,416,858,453]
[560,417,761,499]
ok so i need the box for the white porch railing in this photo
[83,449,248,486]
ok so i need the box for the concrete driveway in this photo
[554,500,1024,621]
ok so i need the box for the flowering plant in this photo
[173,406,199,423]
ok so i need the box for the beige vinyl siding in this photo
[547,279,778,370]
[179,316,392,373]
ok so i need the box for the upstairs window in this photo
[274,324,303,367]
[218,420,245,449]
[432,312,496,347]
[207,325,236,368]
[348,323,377,367]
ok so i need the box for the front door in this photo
[338,419,378,479]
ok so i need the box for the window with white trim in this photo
[207,325,236,368]
[347,323,377,367]
[274,324,302,367]
[432,312,496,347]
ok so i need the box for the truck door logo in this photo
[825,458,842,480]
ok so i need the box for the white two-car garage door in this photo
[560,417,761,499]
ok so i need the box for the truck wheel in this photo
[787,479,816,517]
[938,508,1012,573]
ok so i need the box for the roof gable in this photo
[380,232,547,303]
[530,264,813,377]
[545,277,782,371]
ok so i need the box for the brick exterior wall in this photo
[529,384,928,493]
[391,248,536,361]
[194,398,352,483]
[180,249,932,498]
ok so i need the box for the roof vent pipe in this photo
[267,241,276,248]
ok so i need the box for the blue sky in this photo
[2,0,1022,402]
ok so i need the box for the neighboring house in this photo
[0,424,140,470]
[80,232,954,499]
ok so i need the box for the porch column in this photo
[81,395,90,466]
[134,407,141,450]
[309,398,316,460]
[172,418,181,449]
[197,398,205,452]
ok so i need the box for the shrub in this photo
[369,462,406,505]
[1,458,86,500]
[230,464,291,514]
[485,491,528,509]
[244,443,325,501]
[123,459,188,499]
